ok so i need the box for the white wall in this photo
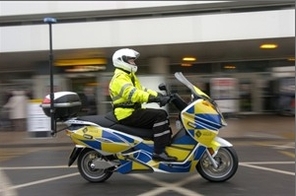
[272,66,295,78]
[139,75,167,110]
[33,75,68,98]
[0,9,294,52]
[0,1,225,16]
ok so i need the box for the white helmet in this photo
[112,48,140,73]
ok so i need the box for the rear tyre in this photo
[77,148,113,183]
[196,147,238,182]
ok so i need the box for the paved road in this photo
[0,138,294,196]
[0,114,294,196]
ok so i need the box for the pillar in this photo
[148,57,170,75]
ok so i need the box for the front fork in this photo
[204,149,218,169]
[68,146,84,166]
[205,136,233,169]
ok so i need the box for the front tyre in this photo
[196,147,238,182]
[77,148,113,183]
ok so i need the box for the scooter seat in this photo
[76,112,153,140]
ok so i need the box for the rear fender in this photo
[68,146,84,166]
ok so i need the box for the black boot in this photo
[152,151,177,162]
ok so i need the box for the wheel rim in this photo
[199,148,234,179]
[80,151,109,179]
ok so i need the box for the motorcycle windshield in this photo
[174,72,210,100]
[174,72,227,126]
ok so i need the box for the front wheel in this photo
[77,148,113,183]
[196,147,238,182]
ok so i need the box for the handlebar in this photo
[170,93,188,111]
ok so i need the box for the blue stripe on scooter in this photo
[186,106,195,114]
[134,142,153,152]
[133,151,152,162]
[113,132,135,143]
[172,134,196,145]
[159,161,191,172]
[195,113,222,129]
[195,113,220,122]
[82,140,102,150]
[193,145,206,159]
[116,161,132,174]
[102,131,126,143]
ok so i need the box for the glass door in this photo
[69,77,98,116]
[236,73,263,114]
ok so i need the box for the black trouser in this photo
[119,108,172,154]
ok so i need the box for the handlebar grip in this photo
[171,93,187,111]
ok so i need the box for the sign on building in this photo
[27,99,51,137]
[210,78,239,114]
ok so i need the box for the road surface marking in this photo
[1,161,294,195]
[3,172,79,191]
[241,161,294,165]
[130,174,204,196]
[239,162,295,176]
[273,142,295,150]
[255,141,295,149]
[0,165,76,170]
[0,169,17,196]
[279,151,295,158]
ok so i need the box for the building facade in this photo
[0,1,295,115]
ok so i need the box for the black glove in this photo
[147,95,171,107]
[159,96,171,107]
[157,92,165,97]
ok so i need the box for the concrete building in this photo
[0,1,295,115]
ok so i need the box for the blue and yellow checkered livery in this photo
[69,126,143,154]
[66,82,225,174]
[181,99,222,146]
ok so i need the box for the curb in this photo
[0,142,72,148]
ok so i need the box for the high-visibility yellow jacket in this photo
[109,68,158,120]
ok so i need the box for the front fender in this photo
[214,136,233,147]
[208,136,233,154]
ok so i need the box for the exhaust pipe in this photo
[90,158,120,169]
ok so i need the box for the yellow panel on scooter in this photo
[170,144,196,150]
[132,161,153,171]
[165,146,191,161]
[194,100,217,114]
[193,129,217,146]
[101,142,131,153]
[69,126,134,153]
[181,101,221,131]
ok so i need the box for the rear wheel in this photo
[77,148,113,183]
[196,147,238,182]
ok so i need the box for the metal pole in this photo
[43,17,57,136]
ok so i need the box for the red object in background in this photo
[42,97,51,104]
[290,98,295,108]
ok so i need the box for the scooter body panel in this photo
[181,99,222,146]
[69,125,143,154]
[67,123,211,174]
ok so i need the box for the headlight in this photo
[191,94,194,102]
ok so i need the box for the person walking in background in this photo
[3,90,29,131]
[108,48,176,162]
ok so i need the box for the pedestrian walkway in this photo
[0,114,294,148]
[218,114,294,140]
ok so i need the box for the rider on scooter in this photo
[108,48,177,162]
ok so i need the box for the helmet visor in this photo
[127,58,136,65]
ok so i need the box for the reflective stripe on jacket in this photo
[109,69,158,120]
